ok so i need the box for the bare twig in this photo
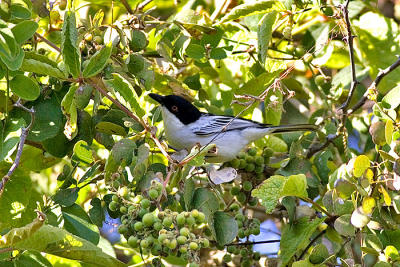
[225,239,281,246]
[34,33,61,52]
[121,0,134,14]
[338,0,358,112]
[0,100,35,194]
[210,0,228,22]
[136,0,153,11]
[347,56,400,115]
[298,230,326,260]
[306,133,338,158]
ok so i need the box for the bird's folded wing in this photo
[190,114,266,136]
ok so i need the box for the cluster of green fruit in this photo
[109,181,209,265]
[224,245,261,267]
[235,215,261,238]
[229,182,258,207]
[227,147,273,179]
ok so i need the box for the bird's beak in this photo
[149,93,165,105]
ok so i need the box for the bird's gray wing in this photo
[190,114,266,136]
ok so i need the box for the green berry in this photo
[237,192,247,204]
[238,152,246,159]
[251,227,260,235]
[231,158,240,168]
[163,216,173,228]
[140,239,149,248]
[191,209,199,218]
[153,221,163,231]
[240,248,247,257]
[142,213,155,227]
[315,75,325,87]
[120,206,127,214]
[128,236,139,247]
[196,212,205,223]
[245,163,255,172]
[248,147,257,156]
[245,229,251,236]
[254,156,264,166]
[230,203,240,211]
[227,246,235,253]
[202,239,210,248]
[176,213,186,226]
[151,244,162,256]
[253,251,261,260]
[189,263,199,267]
[118,225,128,234]
[245,155,254,163]
[235,214,245,222]
[186,216,196,226]
[189,242,199,250]
[148,189,159,200]
[177,235,187,245]
[238,229,245,238]
[112,195,119,202]
[93,35,103,44]
[243,181,253,192]
[108,201,118,211]
[179,246,188,253]
[134,221,144,231]
[140,199,151,209]
[138,208,148,218]
[158,234,168,243]
[223,254,232,262]
[204,227,212,236]
[263,148,273,158]
[167,238,177,249]
[255,165,264,174]
[237,220,243,228]
[249,197,258,206]
[230,186,240,196]
[238,159,247,169]
[241,259,252,267]
[180,227,190,237]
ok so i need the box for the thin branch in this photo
[298,230,326,260]
[34,33,61,52]
[338,0,358,112]
[120,0,134,14]
[210,0,228,22]
[0,100,35,194]
[136,0,153,11]
[225,240,281,246]
[347,56,400,115]
[300,197,333,218]
[306,133,338,159]
[0,248,14,254]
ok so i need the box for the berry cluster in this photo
[235,215,261,238]
[108,180,209,265]
[224,245,261,267]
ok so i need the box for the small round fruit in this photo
[263,148,274,158]
[248,147,257,156]
[59,0,67,10]
[179,246,188,253]
[177,235,187,245]
[196,212,205,223]
[163,217,173,228]
[128,236,139,247]
[238,152,246,159]
[230,186,240,196]
[315,75,325,87]
[282,26,292,39]
[245,163,255,172]
[118,225,128,234]
[235,214,245,222]
[148,189,159,200]
[84,33,93,42]
[309,243,329,264]
[140,199,151,209]
[189,242,199,250]
[230,203,240,211]
[180,227,190,237]
[369,121,386,146]
[231,158,240,168]
[138,208,148,218]
[238,229,245,238]
[237,192,247,204]
[119,206,127,214]
[249,197,258,206]
[243,181,253,192]
[140,239,149,248]
[153,221,163,231]
[186,216,196,226]
[202,238,210,248]
[108,201,118,211]
[142,213,155,227]
[251,227,260,235]
[223,254,232,262]
[238,159,247,169]
[245,155,254,163]
[93,35,103,44]
[254,156,264,166]
[112,194,119,202]
[176,213,186,226]
[134,221,144,231]
[167,238,177,249]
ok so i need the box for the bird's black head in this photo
[149,93,201,125]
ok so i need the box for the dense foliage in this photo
[1,0,400,266]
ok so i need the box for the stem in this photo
[298,230,326,260]
[120,0,134,14]
[210,0,227,22]
[225,240,281,246]
[5,69,9,120]
[0,100,35,194]
[300,197,333,218]
[34,33,61,52]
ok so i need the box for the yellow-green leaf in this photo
[353,155,370,178]
[385,120,394,145]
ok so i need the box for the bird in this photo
[149,93,318,162]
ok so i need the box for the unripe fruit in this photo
[176,213,186,226]
[84,33,93,42]
[93,35,103,44]
[223,254,232,262]
[108,201,118,211]
[128,236,139,247]
[231,158,240,168]
[245,155,254,163]
[237,192,247,204]
[282,26,292,39]
[253,251,261,260]
[74,85,93,109]
[263,148,274,158]
[251,227,260,235]
[196,212,205,223]
[120,206,127,214]
[140,239,149,248]
[243,181,253,192]
[140,199,150,209]
[235,214,245,222]
[227,246,235,253]
[163,217,173,228]
[189,242,199,250]
[59,0,67,10]
[230,203,240,211]
[315,75,326,87]
[254,156,264,166]
[112,194,119,202]
[238,229,245,238]
[180,227,190,237]
[179,246,188,253]
[177,235,187,245]
[148,189,159,200]
[189,263,199,267]
[142,213,155,227]
[238,159,247,169]
[295,47,305,56]
[240,248,247,257]
[186,216,196,226]
[134,221,143,231]
[167,238,177,249]
[248,147,257,156]
[138,208,148,218]
[369,121,386,146]
[130,30,148,52]
[202,239,210,248]
[118,187,129,198]
[158,234,167,243]
[285,44,294,53]
[249,197,258,206]
[238,152,246,159]
[153,221,163,231]
[245,163,255,172]
[230,186,240,196]
[118,225,128,234]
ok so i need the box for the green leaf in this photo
[95,121,127,136]
[191,188,219,219]
[82,42,112,78]
[280,217,326,266]
[53,188,79,207]
[62,204,100,245]
[334,214,355,236]
[0,215,44,247]
[314,151,332,184]
[186,43,206,60]
[354,12,400,93]
[218,0,283,24]
[9,74,40,101]
[61,85,78,140]
[385,120,394,145]
[252,174,308,213]
[111,138,136,165]
[10,3,31,19]
[105,73,145,117]
[5,225,126,266]
[0,28,24,71]
[264,87,283,125]
[209,47,227,60]
[0,164,34,231]
[183,177,195,211]
[78,161,101,184]
[20,58,66,79]
[11,21,38,45]
[353,155,370,178]
[236,71,281,95]
[0,117,24,162]
[61,12,80,78]
[209,211,238,245]
[258,11,277,65]
[89,198,105,227]
[382,85,400,110]
[72,140,93,165]
[184,73,201,90]
[19,145,60,172]
[5,251,52,266]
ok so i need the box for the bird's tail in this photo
[266,124,318,134]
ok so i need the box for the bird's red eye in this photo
[171,105,178,112]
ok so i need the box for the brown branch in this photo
[338,0,358,112]
[0,100,35,195]
[136,0,153,11]
[306,133,338,159]
[34,33,61,52]
[347,56,400,115]
[225,239,281,246]
[121,0,134,14]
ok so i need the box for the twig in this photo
[120,0,134,14]
[338,0,358,112]
[0,248,14,254]
[298,230,326,260]
[136,0,153,11]
[347,56,400,115]
[0,100,35,194]
[210,0,227,22]
[306,133,338,159]
[300,197,333,218]
[34,33,61,52]
[225,239,281,246]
